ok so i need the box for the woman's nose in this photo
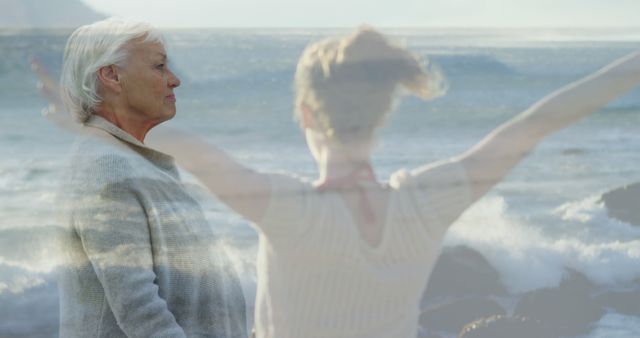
[168,68,181,88]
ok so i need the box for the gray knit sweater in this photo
[58,116,247,338]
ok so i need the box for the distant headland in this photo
[0,0,106,29]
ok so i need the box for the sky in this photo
[82,0,640,28]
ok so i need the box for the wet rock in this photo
[595,290,640,317]
[561,269,597,295]
[420,298,506,333]
[458,315,557,338]
[423,246,507,305]
[418,330,445,338]
[601,182,640,226]
[514,270,604,336]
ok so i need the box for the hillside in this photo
[0,0,105,28]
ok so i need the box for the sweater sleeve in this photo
[391,159,473,242]
[71,155,187,338]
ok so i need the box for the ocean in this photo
[0,27,639,337]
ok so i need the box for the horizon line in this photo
[3,25,640,31]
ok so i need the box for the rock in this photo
[560,269,597,295]
[418,330,445,338]
[420,298,506,333]
[601,182,640,226]
[422,246,507,305]
[458,315,558,338]
[514,270,604,337]
[595,290,640,317]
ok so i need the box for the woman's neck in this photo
[305,127,377,184]
[94,107,155,143]
[316,146,375,185]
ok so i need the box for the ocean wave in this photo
[588,312,640,338]
[0,263,58,337]
[0,225,63,274]
[446,196,640,294]
[554,195,640,237]
[0,264,50,295]
[430,54,515,76]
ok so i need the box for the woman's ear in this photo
[97,65,121,94]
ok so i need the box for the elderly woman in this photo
[56,18,247,338]
[146,28,640,338]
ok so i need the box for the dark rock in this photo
[560,269,597,295]
[458,315,558,338]
[514,270,604,337]
[418,330,445,338]
[420,298,506,333]
[601,182,640,226]
[595,290,640,317]
[423,246,507,305]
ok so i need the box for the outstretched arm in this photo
[146,126,271,223]
[456,51,640,202]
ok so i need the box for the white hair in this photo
[60,18,165,123]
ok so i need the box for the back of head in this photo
[60,18,165,123]
[294,26,447,144]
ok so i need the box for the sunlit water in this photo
[1,28,639,337]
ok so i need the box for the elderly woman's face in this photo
[118,40,181,126]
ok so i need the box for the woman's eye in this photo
[156,64,165,70]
